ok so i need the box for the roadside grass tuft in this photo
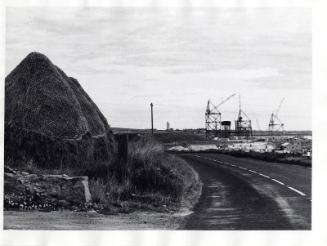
[87,135,188,211]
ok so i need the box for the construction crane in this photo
[235,94,252,137]
[268,98,285,134]
[216,93,237,109]
[236,94,251,121]
[205,93,236,138]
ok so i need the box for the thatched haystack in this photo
[5,52,116,168]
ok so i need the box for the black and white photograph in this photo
[1,0,327,244]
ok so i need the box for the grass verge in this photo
[5,135,202,213]
[86,135,202,213]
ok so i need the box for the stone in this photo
[4,168,92,210]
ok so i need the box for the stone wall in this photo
[4,166,92,211]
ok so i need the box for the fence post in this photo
[117,134,128,162]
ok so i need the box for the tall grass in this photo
[87,135,184,210]
[5,134,193,211]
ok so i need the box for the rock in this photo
[4,168,92,211]
[58,200,70,207]
[4,166,16,174]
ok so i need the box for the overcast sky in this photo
[6,7,311,130]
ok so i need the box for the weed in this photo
[87,135,186,210]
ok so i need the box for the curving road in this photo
[179,153,311,230]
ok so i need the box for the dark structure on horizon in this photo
[205,94,253,139]
[221,121,231,138]
[205,94,236,138]
[268,98,285,135]
[234,95,252,137]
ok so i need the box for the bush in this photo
[87,135,185,210]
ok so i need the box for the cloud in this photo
[6,7,311,130]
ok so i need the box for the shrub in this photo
[88,135,185,209]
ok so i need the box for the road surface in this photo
[179,153,311,230]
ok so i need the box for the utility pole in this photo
[150,103,154,135]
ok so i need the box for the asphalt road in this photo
[179,153,311,230]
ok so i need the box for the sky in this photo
[6,7,311,130]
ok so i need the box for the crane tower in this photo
[268,98,285,134]
[235,94,252,137]
[205,93,236,138]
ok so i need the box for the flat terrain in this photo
[179,153,311,230]
[4,153,311,230]
[4,209,192,230]
[153,132,206,144]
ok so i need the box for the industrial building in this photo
[205,94,253,139]
[234,95,252,137]
[205,93,236,138]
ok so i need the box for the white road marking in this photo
[192,155,307,198]
[287,186,306,196]
[212,159,224,165]
[271,178,285,185]
[259,173,270,179]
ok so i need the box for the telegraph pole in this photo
[150,103,154,135]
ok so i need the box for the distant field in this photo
[252,130,312,136]
[153,132,206,144]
